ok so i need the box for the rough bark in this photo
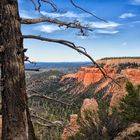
[0,0,36,139]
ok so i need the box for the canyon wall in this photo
[61,65,140,140]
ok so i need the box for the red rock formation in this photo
[61,65,140,140]
[61,99,99,140]
[61,114,80,140]
[61,66,140,107]
[61,66,119,87]
[81,98,98,116]
[121,68,140,84]
[114,123,140,140]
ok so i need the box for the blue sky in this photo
[19,0,140,62]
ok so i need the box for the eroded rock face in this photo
[121,68,140,84]
[61,98,99,140]
[61,66,140,140]
[61,66,119,87]
[61,66,140,108]
[114,123,140,140]
[81,98,98,117]
[61,114,80,140]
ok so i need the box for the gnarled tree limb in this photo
[23,35,120,86]
[21,18,92,31]
[23,35,106,76]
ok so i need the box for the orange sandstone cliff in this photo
[61,65,140,140]
[62,66,140,87]
[61,66,140,107]
[61,66,119,87]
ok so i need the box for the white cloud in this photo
[90,21,121,29]
[19,10,33,19]
[119,13,136,19]
[122,42,127,46]
[132,20,140,24]
[35,25,60,33]
[41,11,90,18]
[131,0,140,5]
[95,30,119,34]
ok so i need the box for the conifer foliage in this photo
[120,82,140,123]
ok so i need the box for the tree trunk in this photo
[0,0,36,139]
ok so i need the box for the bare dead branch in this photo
[23,35,120,86]
[28,90,72,106]
[31,114,64,127]
[41,0,58,12]
[30,0,40,11]
[34,121,54,127]
[31,114,54,124]
[25,68,40,71]
[34,120,64,127]
[21,18,92,32]
[24,56,35,64]
[30,0,58,16]
[77,46,87,54]
[23,35,106,76]
[37,0,42,11]
[70,0,107,23]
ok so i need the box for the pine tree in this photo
[119,81,140,123]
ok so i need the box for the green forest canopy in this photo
[100,57,140,60]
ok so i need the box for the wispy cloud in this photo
[119,13,136,19]
[40,11,90,18]
[19,10,33,19]
[132,20,140,24]
[122,42,127,46]
[89,21,121,29]
[88,21,121,35]
[95,30,119,34]
[35,25,61,33]
[131,0,140,5]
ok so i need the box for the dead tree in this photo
[0,0,37,139]
[0,0,115,139]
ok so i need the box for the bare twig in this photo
[38,0,42,11]
[31,114,52,123]
[34,121,54,127]
[41,0,58,12]
[70,0,107,23]
[23,35,120,86]
[28,90,72,106]
[34,120,63,127]
[25,68,40,71]
[30,0,39,11]
[24,56,35,64]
